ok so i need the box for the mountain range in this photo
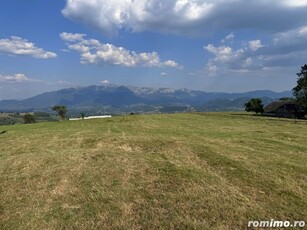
[0,85,292,114]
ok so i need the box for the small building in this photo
[264,101,304,118]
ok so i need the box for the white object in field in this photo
[69,115,112,121]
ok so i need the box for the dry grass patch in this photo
[0,113,306,229]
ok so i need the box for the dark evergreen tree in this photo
[293,64,307,113]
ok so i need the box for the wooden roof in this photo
[264,101,296,113]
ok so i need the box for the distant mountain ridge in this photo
[0,84,292,113]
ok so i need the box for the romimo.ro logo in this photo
[248,220,305,228]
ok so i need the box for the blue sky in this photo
[1,0,307,100]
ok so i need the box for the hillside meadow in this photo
[0,113,306,229]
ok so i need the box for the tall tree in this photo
[52,105,67,120]
[293,64,307,113]
[244,98,264,114]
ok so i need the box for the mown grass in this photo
[0,113,306,229]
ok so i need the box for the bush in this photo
[23,114,36,124]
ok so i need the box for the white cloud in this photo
[204,25,307,74]
[0,73,37,83]
[272,26,307,51]
[60,32,181,68]
[160,72,167,76]
[204,41,259,73]
[62,0,307,36]
[206,62,217,75]
[0,36,57,59]
[204,44,245,63]
[59,32,86,42]
[252,26,307,67]
[101,80,110,84]
[248,40,264,51]
[282,0,307,7]
[225,33,235,40]
[163,60,182,69]
[221,32,235,44]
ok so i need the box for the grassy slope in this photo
[0,113,306,229]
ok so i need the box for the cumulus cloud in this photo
[204,25,307,74]
[60,32,86,42]
[62,0,307,36]
[60,32,181,68]
[163,60,182,69]
[204,33,265,74]
[204,43,256,74]
[0,73,37,83]
[0,36,57,59]
[248,40,264,51]
[204,44,243,63]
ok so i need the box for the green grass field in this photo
[0,113,306,229]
